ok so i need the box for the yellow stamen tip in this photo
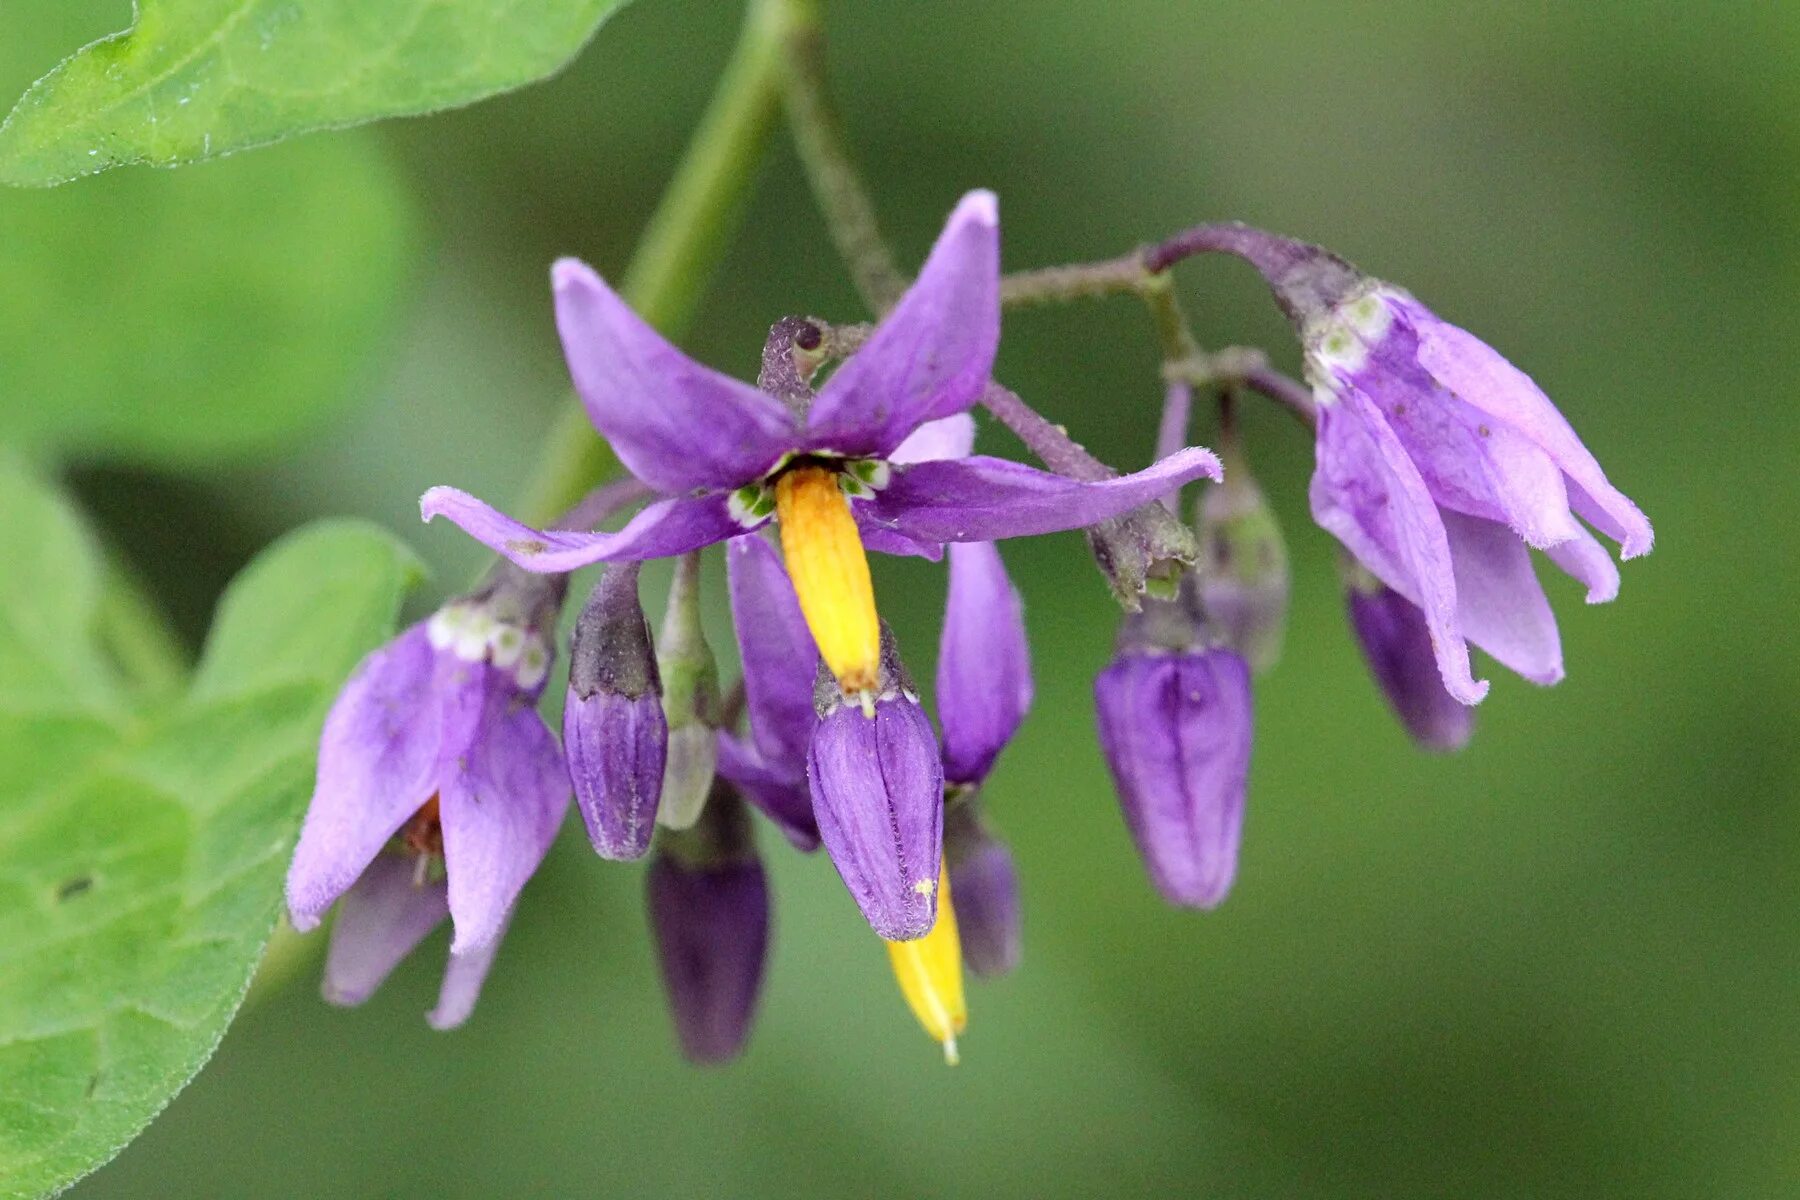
[885,866,967,1063]
[775,466,882,695]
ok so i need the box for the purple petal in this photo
[287,624,443,931]
[890,413,977,464]
[428,909,513,1031]
[856,516,944,561]
[646,854,771,1064]
[726,535,819,770]
[1310,390,1489,704]
[1545,521,1620,604]
[421,488,745,574]
[807,695,945,940]
[438,679,570,954]
[946,825,1022,977]
[1094,648,1252,909]
[860,448,1222,545]
[1346,583,1473,752]
[552,258,796,493]
[714,733,820,851]
[565,689,667,860]
[937,542,1032,785]
[1403,299,1652,558]
[805,192,1000,457]
[320,852,450,1007]
[1441,511,1563,687]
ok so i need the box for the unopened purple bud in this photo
[647,846,770,1065]
[1094,622,1253,909]
[1196,466,1289,674]
[1344,564,1472,752]
[944,801,1021,977]
[807,630,944,941]
[566,563,668,860]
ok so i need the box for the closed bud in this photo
[1196,461,1289,674]
[1094,596,1253,909]
[566,563,667,861]
[657,551,721,830]
[808,626,944,941]
[1342,558,1472,752]
[647,793,769,1065]
[944,799,1021,978]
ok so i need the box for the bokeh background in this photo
[5,0,1798,1196]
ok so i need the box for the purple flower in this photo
[286,573,569,1027]
[1094,603,1253,909]
[1198,227,1651,704]
[420,191,1222,700]
[1344,566,1472,752]
[807,632,944,940]
[937,539,1032,787]
[565,563,667,860]
[646,847,771,1065]
[944,803,1022,978]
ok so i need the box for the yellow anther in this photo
[885,867,967,1065]
[775,465,881,696]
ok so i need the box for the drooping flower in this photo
[420,190,1222,704]
[1094,586,1253,910]
[1341,557,1472,751]
[287,568,570,1028]
[1184,226,1651,704]
[565,562,667,860]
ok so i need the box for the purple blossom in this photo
[1345,569,1473,752]
[286,575,569,1027]
[937,539,1032,787]
[419,192,1222,681]
[646,849,771,1065]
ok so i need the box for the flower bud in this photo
[656,551,721,830]
[646,793,769,1065]
[566,562,667,861]
[1094,596,1253,908]
[807,627,944,941]
[944,800,1021,978]
[1342,559,1472,751]
[1196,462,1289,674]
[937,541,1032,787]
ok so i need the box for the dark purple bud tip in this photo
[809,667,945,940]
[945,804,1022,978]
[1346,578,1473,752]
[647,853,771,1065]
[565,688,669,860]
[1094,645,1253,909]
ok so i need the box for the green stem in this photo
[514,0,797,528]
[98,555,188,700]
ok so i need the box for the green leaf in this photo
[0,0,637,187]
[0,131,413,466]
[0,459,422,1199]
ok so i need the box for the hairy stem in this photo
[515,0,796,528]
[979,383,1112,482]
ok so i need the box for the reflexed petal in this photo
[552,258,796,492]
[1404,299,1652,558]
[860,448,1222,545]
[428,909,513,1031]
[287,624,444,931]
[1545,521,1621,604]
[1441,511,1563,686]
[565,690,667,860]
[807,696,945,940]
[890,413,977,464]
[714,733,820,851]
[646,854,771,1064]
[421,488,745,574]
[1347,583,1473,752]
[321,853,450,1007]
[937,541,1032,785]
[856,516,944,561]
[1094,649,1252,909]
[1310,391,1489,704]
[726,535,819,769]
[438,683,570,954]
[805,192,1000,456]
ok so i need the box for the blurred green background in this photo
[5,0,1797,1195]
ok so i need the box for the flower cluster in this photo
[287,194,1649,1059]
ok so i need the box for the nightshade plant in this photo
[0,0,1654,1192]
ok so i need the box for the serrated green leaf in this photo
[0,131,413,466]
[0,460,422,1199]
[0,0,637,187]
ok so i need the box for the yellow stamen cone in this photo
[886,867,967,1064]
[775,465,881,695]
